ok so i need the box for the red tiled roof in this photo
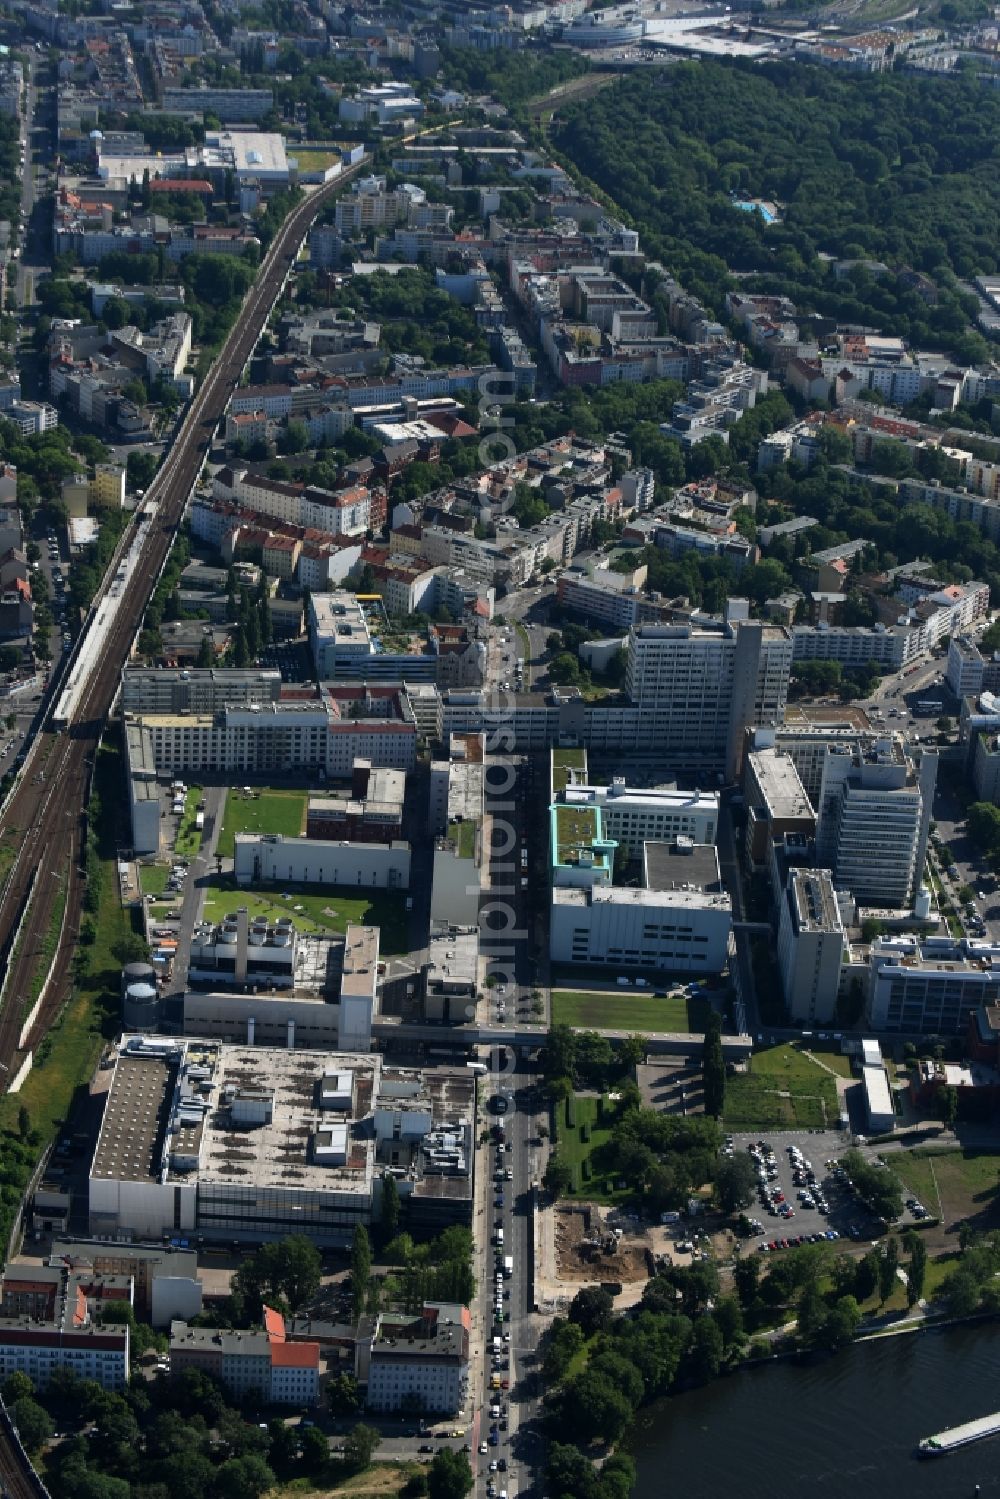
[270,1338,318,1368]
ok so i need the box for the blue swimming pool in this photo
[734,199,775,224]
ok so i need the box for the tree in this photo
[1,1372,33,1404]
[11,1396,53,1451]
[543,1151,573,1198]
[943,1265,982,1318]
[213,1454,276,1499]
[568,1285,614,1338]
[351,1224,372,1319]
[715,1153,756,1215]
[935,1084,959,1128]
[343,1423,381,1471]
[713,1294,744,1351]
[822,1295,862,1351]
[327,1372,360,1415]
[17,1105,30,1141]
[381,1173,401,1240]
[554,1370,633,1445]
[687,1314,724,1382]
[427,1447,474,1499]
[796,1283,826,1347]
[299,1424,330,1476]
[278,1234,322,1310]
[542,1317,585,1382]
[702,1011,725,1119]
[877,1238,900,1305]
[839,1150,903,1222]
[905,1233,927,1307]
[733,1255,760,1309]
[853,1250,879,1303]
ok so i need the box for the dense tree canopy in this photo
[555,60,1000,359]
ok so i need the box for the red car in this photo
[500,1379,510,1389]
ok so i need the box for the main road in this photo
[0,159,368,1092]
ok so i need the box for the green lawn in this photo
[724,1043,839,1130]
[551,989,709,1032]
[291,148,341,171]
[891,1148,1000,1226]
[139,864,171,897]
[449,818,477,860]
[201,877,408,953]
[553,802,599,862]
[175,785,204,859]
[216,789,307,858]
[801,1046,854,1078]
[551,746,586,794]
[554,1094,622,1200]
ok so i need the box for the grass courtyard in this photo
[723,1042,839,1130]
[891,1147,1000,1230]
[139,864,171,897]
[552,1093,622,1200]
[201,876,408,954]
[551,989,710,1033]
[216,789,307,858]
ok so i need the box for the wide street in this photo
[476,751,548,1498]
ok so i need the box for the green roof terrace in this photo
[550,802,614,875]
[448,817,478,861]
[551,747,588,797]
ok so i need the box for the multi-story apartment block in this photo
[170,1311,320,1404]
[366,1303,470,1414]
[777,868,844,1025]
[214,468,370,537]
[159,86,274,121]
[121,667,282,715]
[625,610,793,779]
[814,738,937,908]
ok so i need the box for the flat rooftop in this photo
[92,1039,379,1198]
[643,840,722,893]
[790,868,842,933]
[747,748,814,820]
[91,1049,179,1186]
[447,759,484,826]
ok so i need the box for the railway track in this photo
[0,1400,50,1497]
[0,162,367,1089]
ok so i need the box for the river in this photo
[630,1325,1000,1498]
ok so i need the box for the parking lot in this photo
[730,1131,889,1253]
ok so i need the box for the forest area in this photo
[553,59,1000,362]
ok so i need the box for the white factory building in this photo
[549,840,732,974]
[183,917,380,1054]
[234,833,411,891]
[89,1038,382,1247]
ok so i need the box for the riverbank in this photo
[628,1323,1000,1499]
